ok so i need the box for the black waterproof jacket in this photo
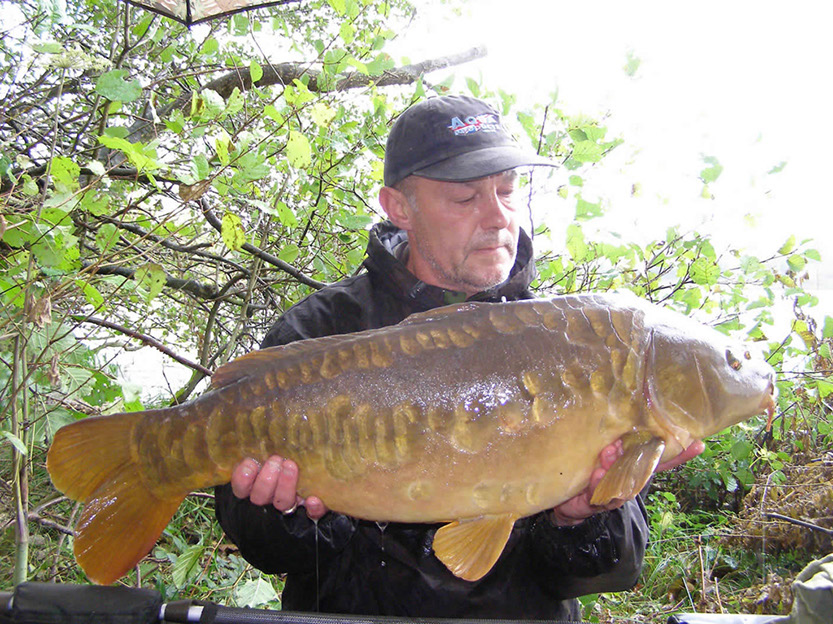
[214,221,650,620]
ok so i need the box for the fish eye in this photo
[726,350,742,371]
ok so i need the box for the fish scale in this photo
[46,292,776,584]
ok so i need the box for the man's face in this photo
[398,171,521,295]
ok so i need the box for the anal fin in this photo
[590,432,665,506]
[432,513,518,582]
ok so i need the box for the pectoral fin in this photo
[432,513,518,581]
[590,432,666,506]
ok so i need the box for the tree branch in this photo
[82,261,221,299]
[72,315,213,377]
[117,46,487,154]
[200,199,328,290]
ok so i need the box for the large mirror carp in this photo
[47,292,777,584]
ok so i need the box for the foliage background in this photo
[1,0,831,620]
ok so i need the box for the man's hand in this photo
[230,455,329,520]
[549,439,705,527]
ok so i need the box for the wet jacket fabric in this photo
[214,221,650,620]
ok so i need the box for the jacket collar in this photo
[362,220,536,309]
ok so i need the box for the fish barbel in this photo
[47,293,776,584]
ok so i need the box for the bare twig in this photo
[72,315,213,377]
[764,512,833,536]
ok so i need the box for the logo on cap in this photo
[448,113,501,137]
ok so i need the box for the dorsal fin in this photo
[211,334,357,388]
[212,302,491,389]
[399,302,489,326]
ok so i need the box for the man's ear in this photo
[379,186,413,230]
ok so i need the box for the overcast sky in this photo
[393,0,833,297]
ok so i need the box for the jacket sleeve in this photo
[214,483,356,574]
[525,495,649,599]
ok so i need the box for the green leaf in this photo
[623,50,641,77]
[310,102,337,127]
[327,0,346,14]
[768,161,787,174]
[273,201,298,227]
[571,140,604,163]
[285,131,312,168]
[249,60,263,83]
[700,155,723,184]
[203,37,219,55]
[340,22,355,45]
[172,544,204,589]
[222,213,246,251]
[730,439,754,462]
[76,280,104,308]
[787,254,806,272]
[822,316,833,339]
[566,223,587,261]
[818,378,833,399]
[226,87,244,117]
[3,431,27,455]
[690,257,720,285]
[51,156,80,190]
[96,223,119,253]
[778,235,796,255]
[95,70,142,103]
[134,262,166,302]
[278,243,300,264]
[235,577,279,608]
[33,42,64,54]
[575,196,602,221]
[199,89,226,119]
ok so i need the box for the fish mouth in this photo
[761,380,778,431]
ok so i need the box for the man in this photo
[214,95,703,619]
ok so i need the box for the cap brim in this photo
[412,145,557,182]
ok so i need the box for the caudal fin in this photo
[47,412,185,584]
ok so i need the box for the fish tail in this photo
[47,411,185,584]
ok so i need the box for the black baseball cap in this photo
[383,95,556,187]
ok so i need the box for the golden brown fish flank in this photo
[46,293,776,584]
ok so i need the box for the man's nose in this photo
[478,191,512,229]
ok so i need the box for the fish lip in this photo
[761,380,778,429]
